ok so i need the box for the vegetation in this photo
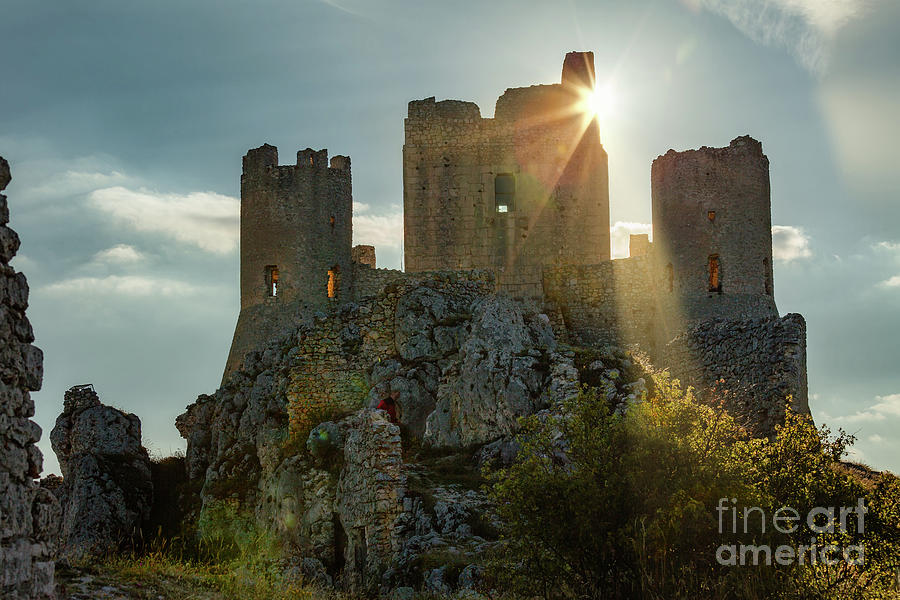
[57,547,348,600]
[486,375,900,600]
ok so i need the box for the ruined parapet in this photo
[403,53,609,301]
[651,136,777,325]
[351,244,376,269]
[0,156,60,599]
[659,314,809,437]
[629,234,651,258]
[224,144,354,379]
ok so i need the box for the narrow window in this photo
[495,173,515,213]
[708,255,721,293]
[309,155,314,167]
[327,266,340,299]
[265,265,279,297]
[666,263,674,292]
[708,210,716,222]
[330,215,336,229]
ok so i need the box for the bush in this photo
[485,376,900,600]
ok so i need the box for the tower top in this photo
[561,51,595,88]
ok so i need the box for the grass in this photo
[58,550,347,600]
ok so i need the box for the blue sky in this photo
[1,0,898,474]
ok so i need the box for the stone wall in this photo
[352,265,409,301]
[542,256,659,348]
[335,410,406,593]
[0,157,59,599]
[659,313,809,436]
[403,52,610,300]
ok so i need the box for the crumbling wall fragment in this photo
[0,156,59,599]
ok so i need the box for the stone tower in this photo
[651,136,777,325]
[403,51,610,300]
[223,144,353,379]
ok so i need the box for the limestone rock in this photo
[424,296,556,448]
[50,385,153,559]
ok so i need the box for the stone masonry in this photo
[402,51,610,300]
[220,52,809,438]
[0,156,59,599]
[224,145,353,379]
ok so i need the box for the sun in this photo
[581,82,616,123]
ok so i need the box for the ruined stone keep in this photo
[195,52,812,594]
[403,51,610,300]
[223,52,805,425]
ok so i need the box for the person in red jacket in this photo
[376,393,398,423]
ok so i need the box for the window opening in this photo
[265,265,279,297]
[495,173,515,213]
[708,255,721,293]
[327,266,340,299]
[708,210,716,222]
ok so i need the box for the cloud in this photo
[89,187,239,254]
[772,225,812,262]
[687,0,872,74]
[880,276,900,288]
[875,241,900,253]
[40,275,205,298]
[610,222,652,259]
[353,210,402,249]
[92,244,146,265]
[832,393,900,423]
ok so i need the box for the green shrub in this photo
[485,376,900,600]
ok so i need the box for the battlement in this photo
[242,144,352,177]
[227,55,784,394]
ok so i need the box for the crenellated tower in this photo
[224,144,353,379]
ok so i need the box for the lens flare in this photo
[582,83,616,123]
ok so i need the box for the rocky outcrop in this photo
[49,385,153,558]
[424,295,557,448]
[178,281,566,593]
[0,156,59,599]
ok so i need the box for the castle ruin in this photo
[223,52,806,422]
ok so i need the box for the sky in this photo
[1,0,898,475]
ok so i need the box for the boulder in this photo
[49,385,153,558]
